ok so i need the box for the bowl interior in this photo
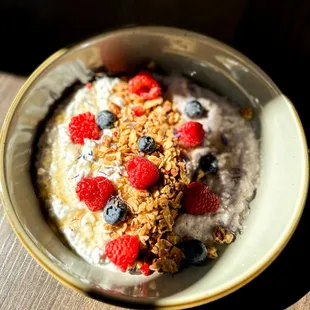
[0,27,308,308]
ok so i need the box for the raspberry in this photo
[184,182,220,214]
[69,112,101,144]
[105,235,140,272]
[132,105,145,116]
[140,263,150,276]
[128,71,161,100]
[76,176,115,211]
[178,121,205,148]
[126,157,159,189]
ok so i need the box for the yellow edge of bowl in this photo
[0,28,309,309]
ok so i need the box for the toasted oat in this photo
[207,246,218,259]
[92,76,192,273]
[144,97,163,110]
[108,102,121,115]
[213,227,236,244]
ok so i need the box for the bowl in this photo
[0,26,308,309]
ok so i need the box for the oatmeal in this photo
[35,69,260,275]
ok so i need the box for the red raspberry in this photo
[69,112,101,144]
[184,182,220,214]
[132,105,145,116]
[126,157,160,190]
[105,235,140,272]
[140,263,150,276]
[178,121,205,148]
[76,176,115,211]
[128,71,161,100]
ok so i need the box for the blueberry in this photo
[138,136,156,154]
[128,267,140,275]
[199,154,218,174]
[103,196,128,225]
[178,239,208,266]
[184,100,204,118]
[96,110,117,129]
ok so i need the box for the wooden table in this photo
[0,72,308,310]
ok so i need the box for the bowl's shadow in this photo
[193,194,310,310]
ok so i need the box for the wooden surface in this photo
[0,72,308,310]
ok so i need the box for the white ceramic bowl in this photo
[0,27,308,309]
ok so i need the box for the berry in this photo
[184,182,220,214]
[86,82,92,89]
[128,71,161,100]
[138,136,156,154]
[178,121,205,148]
[128,267,139,275]
[96,110,117,129]
[76,176,115,212]
[184,100,204,118]
[105,235,140,272]
[199,154,218,174]
[178,239,207,266]
[103,196,128,225]
[126,157,159,189]
[69,112,101,144]
[221,135,229,146]
[140,263,150,276]
[132,105,144,116]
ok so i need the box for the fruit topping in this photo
[96,110,117,129]
[105,235,140,272]
[126,157,160,190]
[184,100,205,118]
[177,121,205,148]
[221,134,229,146]
[76,176,115,212]
[128,70,161,100]
[132,105,145,116]
[199,154,218,174]
[140,263,151,276]
[138,136,157,154]
[69,112,101,144]
[184,182,220,214]
[103,196,128,225]
[178,239,207,266]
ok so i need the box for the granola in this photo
[92,79,190,271]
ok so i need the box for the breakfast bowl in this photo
[0,26,308,309]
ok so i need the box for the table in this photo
[0,72,308,310]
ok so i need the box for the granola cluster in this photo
[93,78,190,272]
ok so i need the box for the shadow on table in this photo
[193,194,310,310]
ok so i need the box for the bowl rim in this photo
[0,26,309,309]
